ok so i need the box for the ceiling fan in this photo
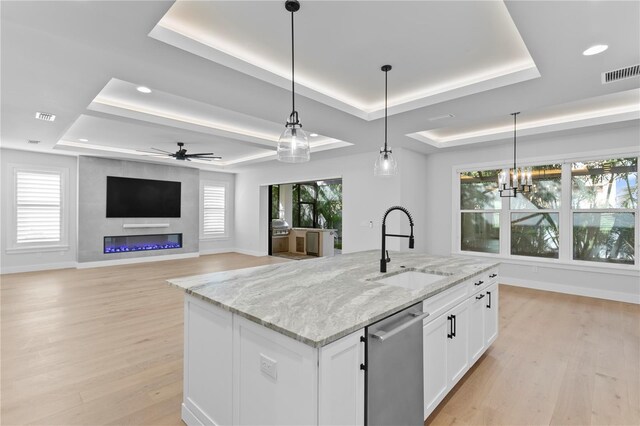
[139,142,222,162]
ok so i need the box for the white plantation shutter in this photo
[16,171,62,243]
[203,185,226,236]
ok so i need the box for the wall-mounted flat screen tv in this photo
[106,176,181,218]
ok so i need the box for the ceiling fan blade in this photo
[186,152,214,156]
[150,147,174,154]
[192,156,223,160]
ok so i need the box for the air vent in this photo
[27,140,40,144]
[602,64,640,83]
[35,111,56,122]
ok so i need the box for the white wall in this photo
[1,148,78,273]
[1,148,237,272]
[199,170,236,254]
[424,123,640,303]
[235,148,427,256]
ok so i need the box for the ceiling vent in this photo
[602,64,640,84]
[27,139,40,144]
[35,111,56,121]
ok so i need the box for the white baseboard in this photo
[181,403,205,426]
[501,276,640,305]
[199,247,235,255]
[233,248,268,257]
[0,261,77,275]
[77,252,199,269]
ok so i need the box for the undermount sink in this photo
[375,270,447,291]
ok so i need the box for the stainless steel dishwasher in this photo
[365,302,428,426]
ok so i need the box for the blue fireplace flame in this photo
[104,233,182,254]
[104,242,182,253]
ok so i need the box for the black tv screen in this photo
[106,176,181,218]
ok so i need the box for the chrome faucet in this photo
[380,206,415,273]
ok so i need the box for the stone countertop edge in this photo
[167,251,500,348]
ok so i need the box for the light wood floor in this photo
[1,254,638,425]
[427,285,640,426]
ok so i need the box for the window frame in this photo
[200,180,230,240]
[6,164,70,253]
[459,169,502,255]
[507,164,562,260]
[452,150,639,272]
[569,158,638,265]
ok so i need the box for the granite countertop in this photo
[167,250,499,348]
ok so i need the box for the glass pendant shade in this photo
[374,150,398,177]
[277,124,310,163]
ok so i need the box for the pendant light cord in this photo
[291,10,296,117]
[513,112,517,172]
[384,68,388,151]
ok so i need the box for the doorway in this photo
[268,179,342,259]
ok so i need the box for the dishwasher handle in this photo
[370,311,430,342]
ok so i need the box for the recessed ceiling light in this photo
[583,44,608,56]
[35,111,56,122]
[136,86,152,94]
[78,138,89,142]
[310,133,318,137]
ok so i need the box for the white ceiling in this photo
[1,1,638,173]
[151,0,539,119]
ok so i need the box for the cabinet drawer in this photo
[423,283,468,324]
[469,269,498,295]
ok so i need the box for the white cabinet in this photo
[183,297,234,426]
[468,291,486,364]
[423,315,449,418]
[484,283,499,346]
[182,294,365,426]
[422,268,499,420]
[318,331,365,425]
[446,299,469,386]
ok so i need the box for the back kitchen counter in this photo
[168,250,500,425]
[168,250,498,348]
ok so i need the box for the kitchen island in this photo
[168,250,500,425]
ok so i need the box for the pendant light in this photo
[498,112,532,197]
[374,65,398,177]
[277,0,310,163]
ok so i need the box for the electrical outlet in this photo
[260,353,277,380]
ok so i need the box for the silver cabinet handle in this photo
[370,312,430,342]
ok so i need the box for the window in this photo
[460,170,501,253]
[271,185,281,220]
[201,183,227,238]
[16,170,62,244]
[571,158,637,264]
[457,155,638,267]
[510,164,561,258]
[6,166,68,252]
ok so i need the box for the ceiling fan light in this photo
[277,125,310,163]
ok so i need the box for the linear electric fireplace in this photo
[104,233,182,254]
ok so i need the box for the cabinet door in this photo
[447,299,469,387]
[468,291,485,363]
[183,296,233,426]
[423,315,448,419]
[484,283,499,346]
[319,330,365,426]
